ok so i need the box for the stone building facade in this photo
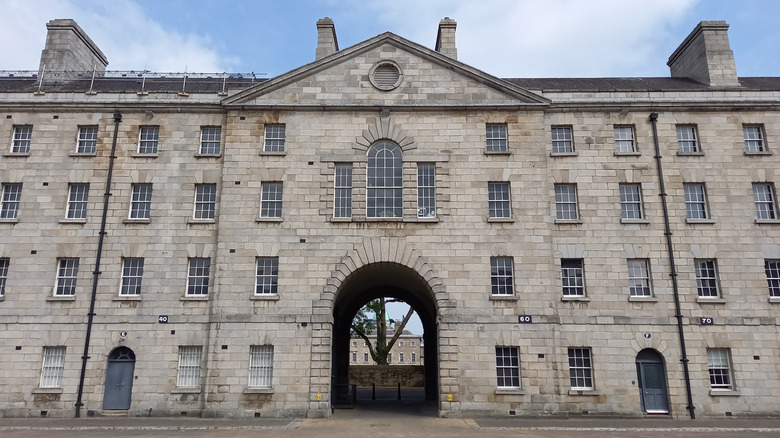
[0,18,778,419]
[349,330,424,366]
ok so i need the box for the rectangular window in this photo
[55,258,79,296]
[676,125,699,154]
[495,346,520,389]
[352,353,357,363]
[555,184,578,220]
[0,258,8,297]
[488,182,511,218]
[334,164,353,218]
[255,257,279,295]
[619,183,643,220]
[743,125,766,153]
[186,258,211,296]
[551,126,573,154]
[40,346,66,388]
[411,352,416,363]
[260,182,283,218]
[486,124,507,152]
[199,126,221,155]
[399,353,404,363]
[614,126,636,153]
[364,353,369,363]
[120,258,144,296]
[490,256,514,296]
[752,183,778,220]
[177,346,202,387]
[417,163,436,218]
[707,348,734,390]
[1,183,23,219]
[765,259,780,298]
[76,126,98,154]
[193,184,217,220]
[129,183,152,220]
[11,125,32,153]
[684,183,708,219]
[568,348,593,390]
[263,124,285,152]
[627,259,652,297]
[695,259,720,298]
[138,126,159,154]
[561,258,584,297]
[66,183,89,219]
[387,353,392,363]
[249,345,274,388]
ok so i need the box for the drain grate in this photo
[369,423,391,427]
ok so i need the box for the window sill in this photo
[550,152,577,157]
[123,218,150,224]
[769,296,780,304]
[677,151,704,156]
[171,387,201,394]
[697,297,726,304]
[59,218,86,225]
[489,295,517,301]
[69,152,96,158]
[188,218,216,225]
[410,216,439,222]
[131,153,158,159]
[709,389,740,397]
[487,217,514,223]
[330,217,352,222]
[47,295,75,302]
[3,153,30,158]
[194,153,221,158]
[495,388,525,395]
[256,217,283,223]
[484,150,511,156]
[32,387,63,394]
[0,218,19,224]
[621,218,649,224]
[113,295,142,301]
[555,219,582,225]
[613,152,641,157]
[686,218,715,224]
[250,294,279,301]
[561,296,590,302]
[181,295,209,301]
[755,219,780,225]
[244,387,274,394]
[568,389,599,396]
[628,296,657,302]
[259,151,286,157]
[744,151,772,156]
[366,217,403,222]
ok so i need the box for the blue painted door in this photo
[102,349,135,410]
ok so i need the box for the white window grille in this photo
[11,125,32,153]
[695,259,720,298]
[551,126,573,153]
[752,183,778,220]
[0,258,8,297]
[129,184,152,219]
[707,348,734,390]
[1,183,23,219]
[495,347,520,388]
[614,126,636,153]
[186,258,211,296]
[417,163,436,218]
[255,257,279,295]
[249,345,274,388]
[568,348,593,390]
[743,125,766,153]
[676,125,699,153]
[486,124,508,152]
[765,259,780,298]
[488,182,511,218]
[627,259,652,297]
[260,182,283,218]
[194,184,217,219]
[684,183,708,219]
[334,164,353,218]
[120,258,144,295]
[619,184,643,220]
[66,183,89,219]
[367,141,403,218]
[199,126,221,154]
[561,259,584,297]
[139,126,159,154]
[263,124,286,152]
[40,346,66,388]
[490,257,514,295]
[76,126,98,154]
[555,184,578,220]
[177,346,202,387]
[55,258,79,296]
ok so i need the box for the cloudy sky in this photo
[2,0,779,79]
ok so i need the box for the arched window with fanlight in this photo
[367,140,403,218]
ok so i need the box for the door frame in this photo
[102,347,136,410]
[635,349,670,414]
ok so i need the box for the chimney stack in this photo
[435,17,457,59]
[38,19,108,79]
[315,17,339,60]
[667,21,739,87]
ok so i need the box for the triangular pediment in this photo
[224,32,549,108]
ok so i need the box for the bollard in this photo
[397,382,401,400]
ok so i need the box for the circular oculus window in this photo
[369,61,403,91]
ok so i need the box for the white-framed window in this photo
[177,346,202,387]
[707,348,734,390]
[1,183,23,219]
[561,258,584,297]
[334,164,353,218]
[695,259,720,298]
[555,184,578,220]
[488,182,511,219]
[627,259,652,297]
[743,125,766,153]
[752,183,778,220]
[417,163,436,218]
[11,125,32,153]
[55,258,79,296]
[765,259,780,298]
[186,258,211,296]
[367,141,402,218]
[40,346,66,388]
[495,346,520,389]
[399,353,404,363]
[411,352,416,363]
[490,256,514,296]
[614,126,636,153]
[263,124,285,152]
[76,125,98,154]
[399,341,404,347]
[568,347,593,390]
[193,184,217,220]
[138,126,159,154]
[411,341,415,346]
[260,182,283,218]
[255,257,278,295]
[676,125,699,154]
[66,183,89,219]
[0,258,8,297]
[120,257,144,296]
[364,353,369,363]
[129,183,152,220]
[551,126,573,154]
[684,183,708,219]
[619,183,643,220]
[352,352,357,363]
[249,345,274,388]
[486,124,508,152]
[199,126,221,155]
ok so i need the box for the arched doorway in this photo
[331,262,439,410]
[636,349,670,414]
[102,347,136,410]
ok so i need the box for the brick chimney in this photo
[315,17,339,60]
[667,21,739,87]
[435,17,457,60]
[38,19,108,78]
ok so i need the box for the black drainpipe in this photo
[75,112,121,418]
[649,112,695,419]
